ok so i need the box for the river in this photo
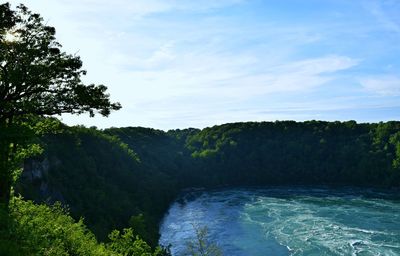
[159,187,400,256]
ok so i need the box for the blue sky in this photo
[8,0,400,129]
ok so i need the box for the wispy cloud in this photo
[51,0,247,20]
[7,0,400,128]
[111,54,358,106]
[364,0,400,34]
[361,76,400,96]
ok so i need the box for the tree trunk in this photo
[0,119,11,209]
[0,144,11,234]
[0,172,11,208]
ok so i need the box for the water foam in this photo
[160,188,400,256]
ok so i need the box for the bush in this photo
[0,197,169,256]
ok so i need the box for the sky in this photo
[7,0,400,130]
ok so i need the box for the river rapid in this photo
[159,187,400,256]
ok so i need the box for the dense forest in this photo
[2,2,399,255]
[15,120,400,250]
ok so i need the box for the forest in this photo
[12,120,400,253]
[1,3,400,255]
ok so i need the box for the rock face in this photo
[19,157,64,203]
[22,158,49,183]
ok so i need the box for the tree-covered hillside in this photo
[183,121,400,187]
[17,121,400,248]
[17,125,178,246]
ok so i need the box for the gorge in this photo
[17,120,400,253]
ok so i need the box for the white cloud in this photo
[361,76,400,96]
[128,55,358,101]
[364,1,400,34]
[7,0,396,129]
[11,0,246,20]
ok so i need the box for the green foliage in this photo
[129,214,148,242]
[0,2,120,207]
[15,121,400,254]
[185,225,222,256]
[1,196,110,256]
[0,117,43,205]
[3,2,398,253]
[389,132,400,169]
[0,197,170,256]
[107,228,169,256]
[182,121,400,186]
[0,3,121,120]
[17,125,179,245]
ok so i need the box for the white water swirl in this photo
[160,188,400,256]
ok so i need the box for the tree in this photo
[185,225,222,256]
[107,228,171,256]
[0,3,121,206]
[390,132,400,170]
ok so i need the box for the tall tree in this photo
[0,3,121,206]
